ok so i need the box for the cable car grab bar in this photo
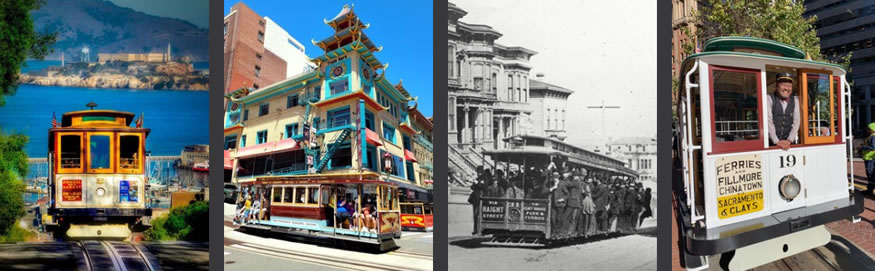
[684,60,704,223]
[845,78,854,191]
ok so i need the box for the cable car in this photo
[400,201,433,232]
[46,108,151,239]
[674,37,864,270]
[474,135,642,246]
[238,172,402,251]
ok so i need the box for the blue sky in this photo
[224,1,434,117]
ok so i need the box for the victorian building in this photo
[447,2,571,179]
[223,5,431,201]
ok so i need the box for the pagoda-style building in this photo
[222,4,432,200]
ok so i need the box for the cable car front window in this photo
[89,135,111,169]
[712,69,760,142]
[119,135,140,170]
[805,74,833,138]
[60,135,81,169]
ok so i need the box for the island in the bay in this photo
[20,45,208,91]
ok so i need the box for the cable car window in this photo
[273,187,282,203]
[833,77,842,142]
[709,66,762,153]
[60,135,81,169]
[803,73,834,140]
[295,187,306,204]
[119,135,140,170]
[283,187,294,203]
[89,135,111,170]
[307,187,319,204]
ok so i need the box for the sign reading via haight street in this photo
[716,154,764,219]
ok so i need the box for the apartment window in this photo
[406,161,416,182]
[383,122,396,143]
[224,23,228,36]
[329,80,348,96]
[259,20,265,27]
[327,107,350,128]
[448,45,454,77]
[403,135,412,151]
[329,142,352,169]
[243,109,249,121]
[258,103,269,116]
[240,135,247,148]
[285,123,298,138]
[257,31,264,43]
[365,111,375,130]
[254,65,261,77]
[256,53,262,60]
[224,135,237,150]
[256,130,268,145]
[365,144,377,170]
[287,94,299,108]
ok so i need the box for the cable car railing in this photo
[844,79,854,192]
[683,60,704,224]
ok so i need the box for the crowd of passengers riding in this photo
[461,156,653,238]
[232,186,381,233]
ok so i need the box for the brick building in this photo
[223,2,313,95]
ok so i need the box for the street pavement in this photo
[222,203,433,271]
[671,160,875,270]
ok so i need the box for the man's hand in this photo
[778,140,792,151]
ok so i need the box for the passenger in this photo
[468,177,485,235]
[357,199,377,233]
[624,182,641,232]
[550,172,568,237]
[592,178,610,233]
[579,180,596,236]
[609,184,625,232]
[250,194,262,224]
[336,195,353,229]
[639,187,652,227]
[504,180,524,199]
[242,195,252,225]
[563,173,582,237]
[484,180,504,198]
[863,122,875,195]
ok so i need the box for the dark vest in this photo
[771,93,795,140]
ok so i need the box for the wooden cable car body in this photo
[674,37,864,270]
[400,201,434,232]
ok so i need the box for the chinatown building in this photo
[223,5,431,201]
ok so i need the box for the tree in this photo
[0,0,57,106]
[0,132,28,237]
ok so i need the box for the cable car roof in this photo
[681,37,846,74]
[703,36,806,59]
[61,110,136,127]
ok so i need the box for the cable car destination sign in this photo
[715,154,764,219]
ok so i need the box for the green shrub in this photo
[0,223,34,242]
[145,201,208,241]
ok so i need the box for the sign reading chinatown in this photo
[715,154,764,219]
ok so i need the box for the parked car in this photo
[224,184,239,203]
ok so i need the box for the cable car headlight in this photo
[96,187,106,197]
[779,174,800,201]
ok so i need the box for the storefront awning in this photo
[366,128,382,146]
[224,150,233,170]
[234,137,299,159]
[404,149,417,163]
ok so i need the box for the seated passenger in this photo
[356,199,377,233]
[335,195,353,229]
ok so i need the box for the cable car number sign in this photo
[716,154,764,219]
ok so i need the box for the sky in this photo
[454,0,657,147]
[224,1,434,117]
[109,0,209,29]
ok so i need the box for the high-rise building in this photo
[671,0,700,78]
[805,0,875,135]
[223,2,313,95]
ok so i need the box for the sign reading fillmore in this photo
[715,154,764,219]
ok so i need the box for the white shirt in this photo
[767,95,801,144]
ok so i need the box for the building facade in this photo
[410,106,434,192]
[804,0,875,136]
[605,138,657,184]
[528,78,572,142]
[223,2,313,95]
[671,0,700,78]
[223,5,431,200]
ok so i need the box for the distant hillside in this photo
[31,0,208,61]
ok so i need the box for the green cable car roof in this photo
[703,36,806,59]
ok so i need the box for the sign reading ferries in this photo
[715,154,764,219]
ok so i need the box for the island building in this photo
[223,2,315,95]
[223,5,432,201]
[447,2,574,180]
[180,144,209,168]
[97,44,173,63]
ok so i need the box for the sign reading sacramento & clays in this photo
[715,154,764,219]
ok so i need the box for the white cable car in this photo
[674,36,863,270]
